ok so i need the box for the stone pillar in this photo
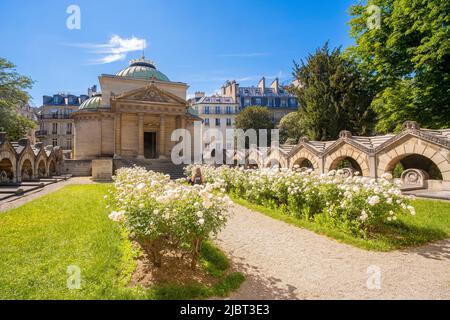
[98,118,103,157]
[159,114,166,159]
[114,113,122,159]
[180,116,187,159]
[369,154,377,178]
[137,113,145,159]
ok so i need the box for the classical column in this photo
[137,113,145,159]
[159,114,166,159]
[114,113,122,159]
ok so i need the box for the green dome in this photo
[79,96,102,111]
[116,58,170,82]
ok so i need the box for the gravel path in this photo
[216,203,450,300]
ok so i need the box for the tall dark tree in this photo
[0,58,35,140]
[347,0,450,132]
[290,43,375,141]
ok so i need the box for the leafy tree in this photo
[278,111,304,144]
[290,43,375,141]
[234,106,274,146]
[0,58,35,140]
[347,0,450,132]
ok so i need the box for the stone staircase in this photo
[114,159,187,180]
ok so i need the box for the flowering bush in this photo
[107,167,232,269]
[185,165,415,237]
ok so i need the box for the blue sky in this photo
[0,0,355,106]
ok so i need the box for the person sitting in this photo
[190,168,205,185]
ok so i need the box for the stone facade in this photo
[221,77,298,123]
[191,95,240,150]
[71,58,200,161]
[0,132,63,183]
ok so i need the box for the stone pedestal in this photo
[91,159,113,181]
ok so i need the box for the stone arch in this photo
[376,137,450,180]
[48,158,57,176]
[289,148,319,172]
[37,159,47,178]
[21,159,33,181]
[0,150,17,182]
[264,150,288,168]
[247,150,262,169]
[18,152,36,181]
[0,158,15,183]
[324,144,370,176]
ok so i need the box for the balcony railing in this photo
[38,114,72,120]
[35,130,47,137]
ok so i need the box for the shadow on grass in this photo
[369,221,449,250]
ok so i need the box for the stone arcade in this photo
[248,121,450,192]
[0,132,63,183]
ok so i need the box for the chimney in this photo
[88,85,98,97]
[195,92,205,99]
[271,78,279,94]
[258,77,266,93]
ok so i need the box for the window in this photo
[215,118,221,126]
[226,118,232,126]
[215,106,221,114]
[52,123,58,134]
[67,123,72,134]
[67,139,72,149]
[255,98,262,105]
[52,138,58,147]
[225,106,233,114]
[281,99,287,107]
[204,118,210,126]
[244,98,251,107]
[204,106,210,114]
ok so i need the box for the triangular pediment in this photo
[114,84,186,105]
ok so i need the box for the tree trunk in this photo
[190,237,203,270]
[145,238,163,268]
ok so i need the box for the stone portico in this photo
[71,57,198,162]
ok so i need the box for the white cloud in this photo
[66,35,147,64]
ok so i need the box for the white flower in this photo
[136,182,146,191]
[359,210,368,222]
[198,218,205,225]
[109,210,125,222]
[381,172,393,180]
[367,195,380,206]
[196,211,204,218]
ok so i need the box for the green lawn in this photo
[0,185,243,300]
[232,196,450,251]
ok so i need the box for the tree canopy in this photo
[234,106,274,146]
[289,43,375,141]
[278,111,304,144]
[235,106,274,131]
[0,58,36,140]
[347,0,450,132]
